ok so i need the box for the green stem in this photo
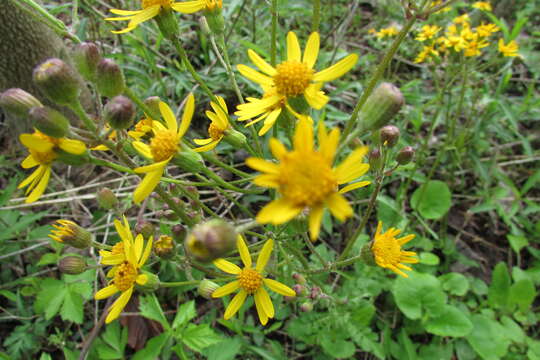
[217,35,244,104]
[341,15,417,143]
[312,0,320,32]
[88,156,135,174]
[201,167,262,194]
[201,153,252,178]
[235,220,259,234]
[270,0,278,66]
[92,240,112,250]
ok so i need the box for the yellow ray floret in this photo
[371,221,418,278]
[193,96,230,152]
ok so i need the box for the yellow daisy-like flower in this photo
[98,217,135,265]
[498,39,519,57]
[94,217,153,323]
[472,1,492,11]
[193,96,230,152]
[49,219,92,248]
[464,35,489,57]
[212,236,296,325]
[128,117,154,140]
[371,221,418,278]
[453,14,470,25]
[105,0,213,34]
[131,94,194,204]
[235,31,358,135]
[246,116,370,240]
[18,130,86,203]
[429,0,451,13]
[415,25,441,42]
[414,45,439,63]
[376,26,399,39]
[475,23,500,38]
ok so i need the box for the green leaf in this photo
[488,262,511,309]
[392,272,446,320]
[204,337,243,360]
[398,329,417,360]
[172,300,197,329]
[181,324,223,353]
[424,305,473,337]
[419,252,439,265]
[507,234,528,254]
[500,316,525,343]
[466,315,510,360]
[37,253,58,266]
[439,273,470,296]
[132,333,170,360]
[509,278,536,312]
[61,287,84,324]
[411,180,452,219]
[139,294,169,329]
[34,278,66,320]
[320,336,356,359]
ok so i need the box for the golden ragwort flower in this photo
[212,236,295,325]
[371,221,418,278]
[193,96,231,152]
[375,26,399,39]
[95,217,153,323]
[498,39,519,57]
[415,25,441,42]
[49,219,92,249]
[106,0,213,34]
[131,94,194,204]
[235,31,358,136]
[18,130,86,203]
[472,1,492,11]
[246,116,370,240]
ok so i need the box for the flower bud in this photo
[380,125,400,147]
[154,235,175,259]
[97,188,118,210]
[224,128,247,149]
[73,42,101,82]
[360,240,376,266]
[154,7,178,40]
[103,95,135,130]
[172,224,186,241]
[396,146,415,165]
[198,279,220,299]
[58,255,86,275]
[143,96,161,118]
[135,221,155,239]
[185,219,237,262]
[96,59,125,97]
[49,220,92,249]
[33,58,80,105]
[292,273,306,285]
[359,82,404,131]
[368,148,383,172]
[292,284,305,297]
[310,286,321,299]
[136,271,160,292]
[0,88,42,118]
[300,301,314,312]
[29,106,69,138]
[173,148,204,173]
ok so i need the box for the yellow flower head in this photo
[472,1,492,11]
[235,87,286,136]
[476,23,500,38]
[376,26,399,39]
[212,236,295,325]
[128,117,154,140]
[464,36,489,57]
[430,0,451,13]
[246,117,370,240]
[131,94,194,204]
[18,130,86,203]
[453,13,470,25]
[99,217,136,265]
[95,216,153,323]
[235,31,357,135]
[414,45,439,63]
[105,0,211,34]
[49,219,92,249]
[371,221,418,278]
[498,39,519,57]
[415,25,441,42]
[194,96,230,152]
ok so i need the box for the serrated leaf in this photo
[34,278,66,320]
[139,294,169,329]
[132,333,170,360]
[204,337,243,360]
[61,288,84,324]
[181,324,223,353]
[424,305,473,337]
[392,272,446,320]
[172,300,197,329]
[411,180,452,219]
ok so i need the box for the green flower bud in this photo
[154,235,175,259]
[380,125,400,147]
[136,271,160,292]
[186,219,237,262]
[49,220,92,249]
[58,255,86,275]
[154,7,178,40]
[73,42,101,82]
[359,82,404,131]
[396,146,415,165]
[135,221,156,239]
[292,273,306,285]
[300,301,314,312]
[97,188,118,210]
[173,148,204,173]
[224,128,247,149]
[360,240,376,266]
[103,95,135,130]
[198,279,220,299]
[172,224,186,242]
[368,148,383,172]
[29,106,69,138]
[33,58,80,106]
[0,88,42,118]
[143,96,161,118]
[96,59,125,97]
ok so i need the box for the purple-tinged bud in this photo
[96,59,125,97]
[29,106,69,138]
[185,219,236,262]
[368,148,383,172]
[292,284,305,297]
[103,95,135,130]
[33,58,80,105]
[0,88,42,117]
[135,221,155,239]
[96,188,118,210]
[380,125,400,147]
[73,42,101,82]
[143,96,161,118]
[396,146,415,165]
[292,273,307,285]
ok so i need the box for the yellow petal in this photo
[139,236,153,267]
[110,8,143,15]
[58,138,86,155]
[20,133,53,152]
[171,0,206,13]
[308,205,324,241]
[237,235,252,268]
[293,116,314,153]
[326,193,353,221]
[132,141,153,159]
[287,31,301,62]
[194,139,220,152]
[318,123,340,165]
[133,167,165,204]
[223,290,247,320]
[255,287,274,318]
[258,108,282,136]
[159,101,178,134]
[18,165,44,189]
[94,284,119,300]
[338,181,371,194]
[269,138,287,160]
[254,291,269,325]
[21,154,38,169]
[398,234,416,245]
[334,146,369,184]
[213,258,242,274]
[237,65,274,86]
[313,53,358,82]
[264,278,296,297]
[248,49,276,76]
[255,239,274,272]
[105,286,133,323]
[303,32,320,68]
[25,166,50,203]
[253,174,280,188]
[136,274,148,285]
[256,198,303,225]
[193,137,213,145]
[179,94,195,138]
[101,253,125,265]
[212,280,240,298]
[304,84,329,110]
[134,159,169,173]
[245,157,280,174]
